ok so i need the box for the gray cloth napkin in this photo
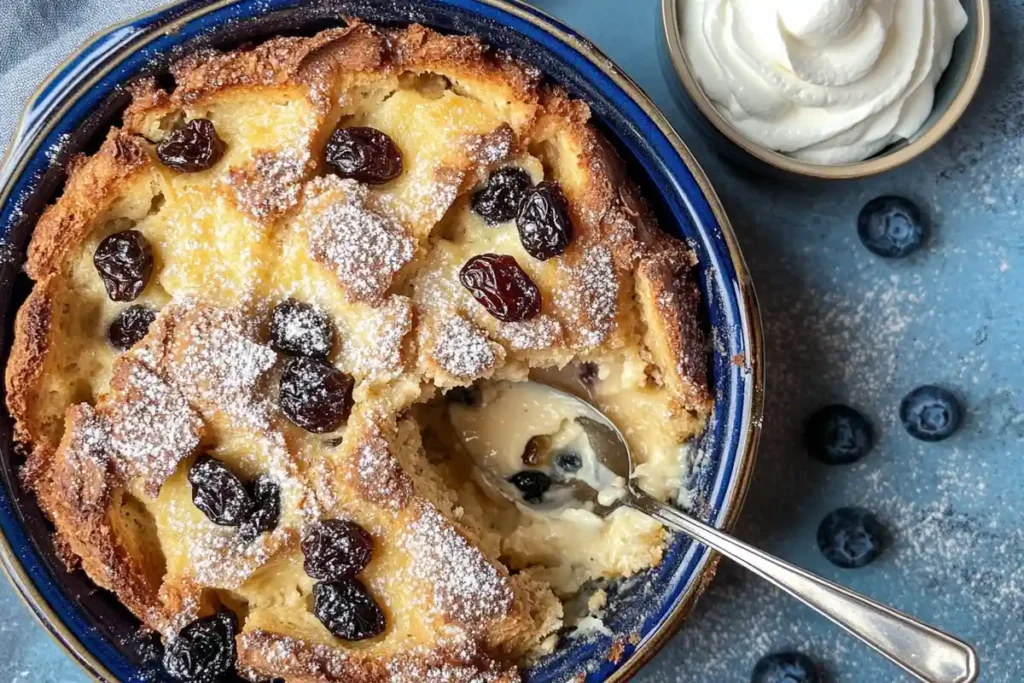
[0,0,168,155]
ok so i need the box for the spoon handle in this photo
[629,493,978,683]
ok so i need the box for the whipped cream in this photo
[681,0,968,164]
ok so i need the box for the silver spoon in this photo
[466,383,978,683]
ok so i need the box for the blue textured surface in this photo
[0,1,759,681]
[1,0,1022,682]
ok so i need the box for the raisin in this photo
[508,470,551,503]
[516,181,573,260]
[187,456,253,527]
[279,357,354,433]
[239,475,281,543]
[163,611,237,682]
[157,119,226,173]
[578,362,599,389]
[108,305,157,350]
[325,127,402,184]
[521,436,542,466]
[302,519,374,581]
[94,230,154,302]
[312,579,386,641]
[270,299,334,359]
[472,167,531,225]
[444,386,480,407]
[459,253,541,322]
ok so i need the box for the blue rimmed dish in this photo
[0,1,763,681]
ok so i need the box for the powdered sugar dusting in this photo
[402,504,512,626]
[59,405,113,511]
[464,124,515,166]
[379,166,462,234]
[387,634,515,683]
[161,303,278,430]
[338,296,412,382]
[353,430,413,509]
[226,147,309,222]
[555,246,618,349]
[432,316,500,379]
[164,496,279,588]
[496,315,563,351]
[103,357,204,497]
[303,176,415,304]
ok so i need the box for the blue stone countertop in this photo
[3,1,1024,681]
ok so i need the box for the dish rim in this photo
[659,0,991,180]
[0,1,765,681]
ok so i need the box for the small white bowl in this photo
[660,0,991,180]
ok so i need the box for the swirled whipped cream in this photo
[681,0,968,164]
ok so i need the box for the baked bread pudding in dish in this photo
[5,21,711,682]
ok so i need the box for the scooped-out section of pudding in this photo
[414,359,702,610]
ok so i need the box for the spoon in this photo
[464,383,979,683]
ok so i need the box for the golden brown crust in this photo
[8,21,711,682]
[238,629,518,683]
[343,410,414,510]
[26,130,154,281]
[636,249,712,412]
[34,405,170,632]
[6,279,55,444]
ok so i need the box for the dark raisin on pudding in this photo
[521,436,542,466]
[279,357,354,433]
[302,519,374,581]
[516,181,573,260]
[508,470,551,503]
[472,167,531,225]
[156,119,226,173]
[312,578,386,641]
[578,362,599,389]
[325,126,403,184]
[107,305,157,350]
[270,299,334,359]
[187,456,253,527]
[445,386,480,407]
[93,230,154,302]
[239,475,281,543]
[163,611,237,682]
[459,253,541,322]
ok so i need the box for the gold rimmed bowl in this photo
[660,0,990,180]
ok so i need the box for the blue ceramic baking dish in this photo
[0,1,763,681]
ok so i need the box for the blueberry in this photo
[508,470,551,503]
[805,405,873,465]
[555,451,582,473]
[751,652,819,683]
[900,385,962,442]
[817,507,886,569]
[857,196,926,258]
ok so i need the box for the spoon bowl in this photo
[456,381,980,683]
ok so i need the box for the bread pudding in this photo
[5,21,711,682]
